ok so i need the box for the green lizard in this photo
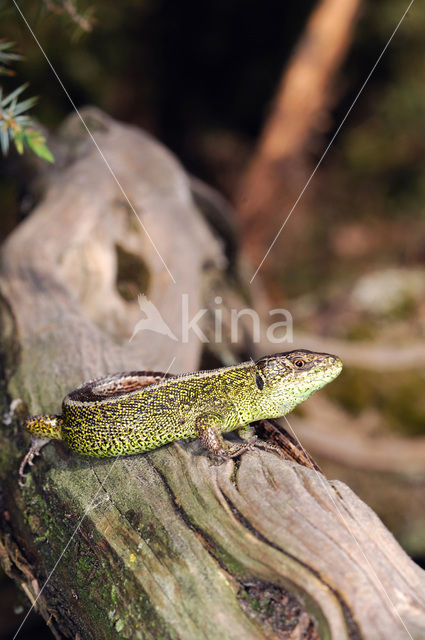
[19,349,342,480]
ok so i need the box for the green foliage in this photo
[0,40,54,162]
[0,40,21,75]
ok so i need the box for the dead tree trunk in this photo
[0,110,424,640]
[237,0,361,279]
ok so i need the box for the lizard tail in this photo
[25,414,64,440]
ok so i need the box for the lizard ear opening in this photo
[255,374,264,390]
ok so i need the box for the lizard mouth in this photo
[308,354,343,385]
[289,353,343,393]
[328,355,343,378]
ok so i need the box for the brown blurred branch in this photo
[236,0,361,272]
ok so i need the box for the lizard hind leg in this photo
[19,414,64,486]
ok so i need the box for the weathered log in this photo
[1,110,424,640]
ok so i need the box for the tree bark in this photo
[1,110,424,640]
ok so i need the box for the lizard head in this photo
[254,349,342,415]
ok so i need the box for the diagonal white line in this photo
[13,457,119,640]
[12,0,176,284]
[250,0,415,283]
[281,414,414,640]
[13,357,176,639]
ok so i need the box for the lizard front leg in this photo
[195,414,282,460]
[195,413,251,458]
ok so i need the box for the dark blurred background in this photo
[1,1,424,288]
[1,0,424,637]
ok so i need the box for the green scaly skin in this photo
[22,350,342,465]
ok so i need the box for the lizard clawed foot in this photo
[249,439,285,458]
[198,421,285,463]
[18,451,37,487]
[219,436,285,461]
[222,435,260,459]
[18,437,50,487]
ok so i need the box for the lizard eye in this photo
[294,359,305,368]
